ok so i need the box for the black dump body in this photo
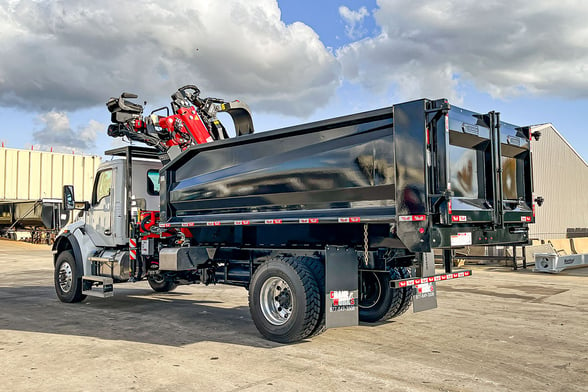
[160,99,534,252]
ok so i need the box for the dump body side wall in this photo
[158,99,532,252]
[162,108,398,226]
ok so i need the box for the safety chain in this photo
[363,224,369,266]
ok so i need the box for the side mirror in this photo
[63,185,75,211]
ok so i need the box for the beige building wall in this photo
[0,147,101,203]
[529,124,588,240]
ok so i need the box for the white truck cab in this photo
[85,157,161,247]
[53,147,162,301]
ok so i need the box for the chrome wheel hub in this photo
[260,277,293,325]
[58,262,73,293]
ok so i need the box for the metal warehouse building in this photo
[530,124,588,240]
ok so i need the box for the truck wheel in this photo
[359,268,410,323]
[248,257,320,343]
[54,250,86,303]
[298,256,326,338]
[147,274,178,292]
[387,267,413,319]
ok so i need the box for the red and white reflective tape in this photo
[392,270,472,288]
[129,239,137,260]
[399,215,426,222]
[451,215,468,222]
[155,215,389,229]
[521,216,532,222]
[299,218,319,224]
[338,217,361,223]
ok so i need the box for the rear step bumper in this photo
[390,270,472,288]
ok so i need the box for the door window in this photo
[93,169,112,205]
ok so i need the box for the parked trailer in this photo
[0,147,100,242]
[0,147,101,202]
[0,199,69,243]
[53,97,540,342]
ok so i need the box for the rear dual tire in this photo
[249,257,321,343]
[359,267,413,323]
[147,274,178,292]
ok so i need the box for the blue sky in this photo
[1,0,587,162]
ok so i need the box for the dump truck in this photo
[0,199,68,243]
[52,86,540,342]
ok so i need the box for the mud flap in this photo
[325,246,359,328]
[413,252,438,312]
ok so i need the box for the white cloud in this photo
[339,6,370,39]
[33,111,102,151]
[337,0,588,102]
[3,0,587,130]
[0,0,340,117]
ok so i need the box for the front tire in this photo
[54,250,86,303]
[249,257,320,343]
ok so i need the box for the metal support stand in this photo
[534,253,588,273]
[443,249,453,273]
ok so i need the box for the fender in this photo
[52,233,84,279]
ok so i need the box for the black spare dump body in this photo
[159,98,534,253]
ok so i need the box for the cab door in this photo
[86,167,116,247]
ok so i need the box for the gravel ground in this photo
[1,239,587,392]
